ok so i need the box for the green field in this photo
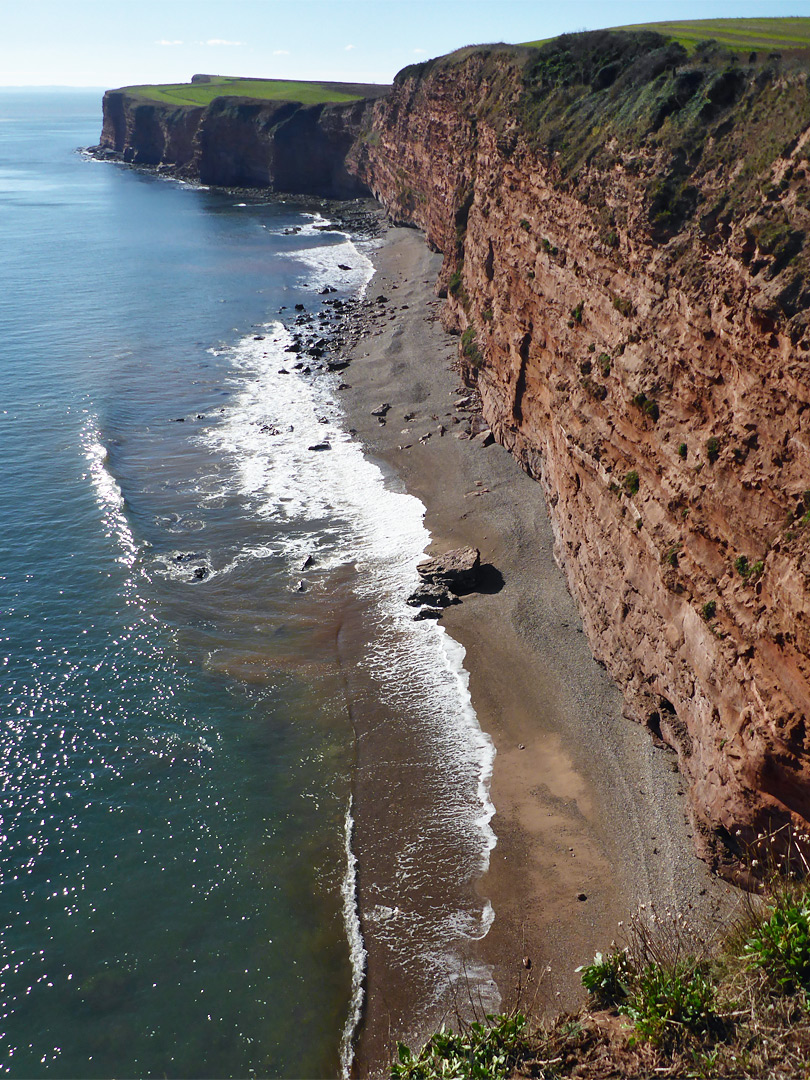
[524,16,810,53]
[123,76,370,107]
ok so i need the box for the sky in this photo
[4,0,810,88]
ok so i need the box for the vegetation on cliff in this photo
[397,27,810,340]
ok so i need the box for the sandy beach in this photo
[338,225,737,1073]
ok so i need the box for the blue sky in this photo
[5,0,810,87]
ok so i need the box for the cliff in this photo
[95,85,381,198]
[349,32,810,877]
[95,34,810,878]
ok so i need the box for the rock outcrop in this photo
[349,33,810,875]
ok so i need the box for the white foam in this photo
[81,422,139,571]
[282,213,376,296]
[339,798,366,1080]
[196,257,498,1065]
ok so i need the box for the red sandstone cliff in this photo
[350,33,810,876]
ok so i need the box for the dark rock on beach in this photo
[413,606,443,621]
[406,582,456,608]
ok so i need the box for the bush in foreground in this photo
[392,874,810,1078]
[392,1013,527,1080]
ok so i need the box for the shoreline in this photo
[337,225,738,1073]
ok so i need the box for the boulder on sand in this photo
[415,546,481,595]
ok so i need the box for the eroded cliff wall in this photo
[350,33,810,875]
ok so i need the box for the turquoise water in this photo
[0,91,497,1078]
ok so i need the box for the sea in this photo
[0,90,497,1077]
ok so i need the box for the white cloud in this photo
[413,48,427,54]
[344,44,356,51]
[156,39,184,46]
[205,39,244,46]
[272,49,290,55]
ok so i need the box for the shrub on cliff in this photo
[461,326,484,368]
[623,470,640,496]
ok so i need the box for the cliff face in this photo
[350,34,810,875]
[96,89,374,198]
[197,97,373,195]
[99,90,203,168]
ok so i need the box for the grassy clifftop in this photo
[121,75,388,108]
[524,16,810,53]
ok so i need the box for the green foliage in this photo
[580,949,633,1007]
[702,600,717,621]
[706,436,720,463]
[678,442,688,459]
[391,1013,527,1080]
[624,470,640,496]
[519,218,531,231]
[541,237,559,256]
[734,555,750,578]
[597,352,611,377]
[621,960,718,1045]
[482,307,494,322]
[750,560,764,580]
[448,270,463,296]
[613,295,634,318]
[632,392,658,421]
[571,301,584,323]
[461,326,484,367]
[744,892,810,991]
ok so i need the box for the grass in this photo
[522,17,810,54]
[122,76,370,107]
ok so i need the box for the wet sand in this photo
[339,226,737,1073]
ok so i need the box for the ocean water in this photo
[0,91,496,1078]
